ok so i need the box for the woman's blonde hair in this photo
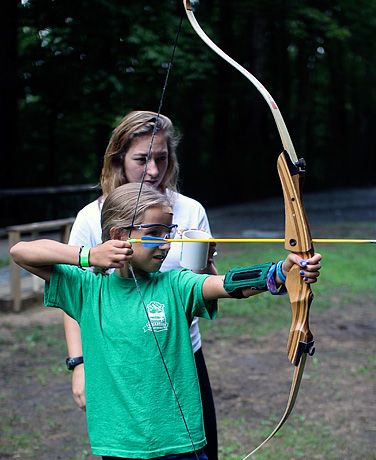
[101,183,172,243]
[100,111,180,196]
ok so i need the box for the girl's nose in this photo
[158,240,171,250]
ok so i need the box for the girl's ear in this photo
[109,226,127,241]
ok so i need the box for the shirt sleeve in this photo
[172,269,218,321]
[68,201,102,247]
[196,204,212,236]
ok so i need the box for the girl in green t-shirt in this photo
[10,183,322,460]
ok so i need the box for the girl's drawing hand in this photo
[90,240,133,268]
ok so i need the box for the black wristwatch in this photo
[66,356,84,370]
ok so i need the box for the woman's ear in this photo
[109,226,127,241]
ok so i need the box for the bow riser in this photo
[277,151,314,365]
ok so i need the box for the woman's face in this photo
[124,133,169,189]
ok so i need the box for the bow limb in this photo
[242,353,308,459]
[183,1,316,456]
[183,0,298,164]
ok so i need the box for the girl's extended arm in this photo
[10,239,134,282]
[202,252,322,300]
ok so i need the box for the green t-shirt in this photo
[45,265,217,458]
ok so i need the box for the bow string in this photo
[128,8,201,459]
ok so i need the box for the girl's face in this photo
[125,205,173,277]
[124,133,169,189]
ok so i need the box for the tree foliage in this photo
[3,0,376,215]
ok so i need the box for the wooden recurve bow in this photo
[182,1,316,457]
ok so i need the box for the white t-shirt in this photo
[68,190,213,353]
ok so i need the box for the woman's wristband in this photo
[276,260,286,283]
[78,246,91,268]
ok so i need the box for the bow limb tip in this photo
[183,0,193,12]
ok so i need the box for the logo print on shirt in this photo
[143,301,169,333]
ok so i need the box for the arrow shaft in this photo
[128,238,376,244]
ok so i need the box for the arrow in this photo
[127,236,376,247]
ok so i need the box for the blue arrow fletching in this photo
[140,236,167,247]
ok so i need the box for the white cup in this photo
[180,230,211,270]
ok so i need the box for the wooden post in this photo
[8,230,21,312]
[31,230,42,293]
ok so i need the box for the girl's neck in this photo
[115,265,148,278]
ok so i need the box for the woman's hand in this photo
[208,240,217,261]
[72,364,86,411]
[280,252,322,284]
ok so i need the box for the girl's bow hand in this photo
[282,252,322,284]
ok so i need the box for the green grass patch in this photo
[0,257,9,267]
[217,413,368,459]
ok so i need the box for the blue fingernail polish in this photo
[304,277,308,281]
[300,270,305,275]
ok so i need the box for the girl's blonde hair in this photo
[101,183,172,243]
[100,111,180,196]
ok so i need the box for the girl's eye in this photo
[146,229,162,238]
[135,157,147,164]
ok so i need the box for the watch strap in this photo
[66,356,84,370]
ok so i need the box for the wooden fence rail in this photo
[3,218,75,312]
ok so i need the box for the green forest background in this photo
[1,0,376,227]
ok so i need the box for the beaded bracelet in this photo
[78,246,91,268]
[276,260,286,283]
[267,263,287,296]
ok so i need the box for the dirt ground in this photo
[0,288,375,460]
[208,296,376,458]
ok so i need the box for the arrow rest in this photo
[295,157,306,172]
